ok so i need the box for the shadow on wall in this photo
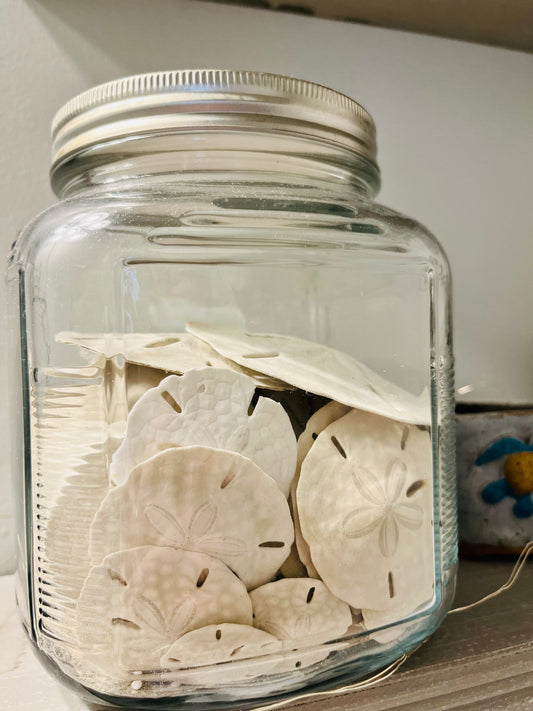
[25,0,309,84]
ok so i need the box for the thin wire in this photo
[450,540,533,615]
[249,654,408,711]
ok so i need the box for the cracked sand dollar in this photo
[250,578,351,647]
[57,331,287,390]
[76,546,252,671]
[90,446,294,589]
[110,369,297,496]
[186,323,430,425]
[297,409,434,612]
[291,401,351,577]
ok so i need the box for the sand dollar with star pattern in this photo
[76,546,252,672]
[90,446,294,589]
[296,409,434,612]
[250,578,352,646]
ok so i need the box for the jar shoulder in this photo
[10,189,449,275]
[357,197,451,273]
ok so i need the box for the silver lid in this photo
[51,70,378,176]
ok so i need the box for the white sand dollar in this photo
[186,323,430,425]
[76,546,252,671]
[291,401,351,577]
[58,331,287,389]
[296,402,352,469]
[250,578,351,646]
[161,622,332,684]
[162,623,281,668]
[90,446,294,589]
[297,409,434,612]
[162,625,289,686]
[110,369,297,496]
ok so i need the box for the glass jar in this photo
[7,70,457,708]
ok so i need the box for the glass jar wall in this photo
[7,70,457,708]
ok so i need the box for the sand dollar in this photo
[110,369,297,496]
[186,323,430,425]
[90,446,294,589]
[162,624,290,686]
[297,409,434,612]
[296,401,352,468]
[250,578,351,646]
[291,401,351,577]
[57,331,287,389]
[76,546,252,671]
[162,623,281,668]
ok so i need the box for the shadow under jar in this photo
[7,70,457,709]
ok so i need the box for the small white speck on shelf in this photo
[131,680,142,691]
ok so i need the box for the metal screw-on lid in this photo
[51,70,378,177]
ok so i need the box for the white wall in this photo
[1,0,532,570]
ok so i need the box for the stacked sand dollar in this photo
[77,366,299,677]
[109,369,297,495]
[77,546,254,671]
[57,324,434,688]
[187,324,435,644]
[89,445,294,589]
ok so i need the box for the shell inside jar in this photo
[50,325,435,689]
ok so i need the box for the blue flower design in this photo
[476,438,533,519]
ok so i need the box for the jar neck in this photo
[52,131,380,200]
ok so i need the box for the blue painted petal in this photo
[480,479,514,505]
[512,495,533,519]
[475,438,533,466]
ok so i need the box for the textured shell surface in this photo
[90,446,294,589]
[110,369,296,496]
[291,401,351,577]
[186,323,430,425]
[76,546,252,671]
[297,409,434,613]
[250,578,352,646]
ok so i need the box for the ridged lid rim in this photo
[51,69,378,173]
